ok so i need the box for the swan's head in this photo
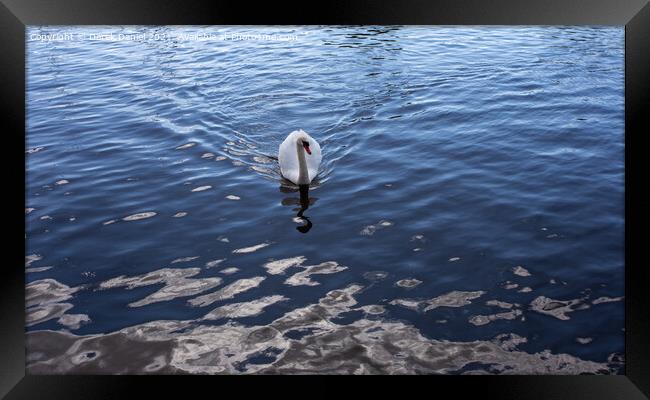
[294,129,313,155]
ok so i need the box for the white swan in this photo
[278,129,322,185]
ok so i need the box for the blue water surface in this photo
[25,26,624,374]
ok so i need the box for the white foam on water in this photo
[284,261,347,287]
[423,290,486,311]
[359,220,394,236]
[26,281,618,375]
[232,243,270,254]
[396,279,422,288]
[202,295,288,320]
[100,268,222,308]
[205,259,226,268]
[529,296,589,320]
[469,310,523,326]
[58,313,91,330]
[188,277,266,307]
[171,256,200,264]
[26,254,42,267]
[123,212,157,221]
[592,296,623,305]
[512,266,531,277]
[263,256,306,275]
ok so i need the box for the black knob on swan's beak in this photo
[302,141,311,155]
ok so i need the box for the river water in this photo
[25,26,624,374]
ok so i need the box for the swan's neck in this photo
[296,141,309,185]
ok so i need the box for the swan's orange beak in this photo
[303,142,312,155]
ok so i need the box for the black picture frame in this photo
[1,0,648,398]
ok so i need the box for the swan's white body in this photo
[278,129,322,185]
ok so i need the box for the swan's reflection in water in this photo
[279,181,318,234]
